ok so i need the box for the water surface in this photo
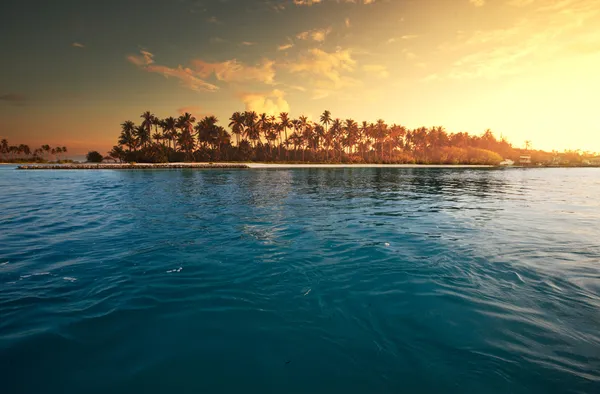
[1,166,599,393]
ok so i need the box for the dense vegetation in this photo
[0,139,69,163]
[108,110,519,165]
[3,111,597,166]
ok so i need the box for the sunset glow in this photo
[1,0,599,154]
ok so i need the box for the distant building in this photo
[591,157,600,166]
[499,159,514,166]
[520,155,531,164]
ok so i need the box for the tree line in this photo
[0,139,68,163]
[108,110,515,165]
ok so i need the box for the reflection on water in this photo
[0,166,599,394]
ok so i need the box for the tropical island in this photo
[0,140,70,163]
[5,110,600,167]
[102,110,598,166]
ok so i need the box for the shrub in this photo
[86,151,103,163]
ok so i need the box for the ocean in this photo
[1,165,599,393]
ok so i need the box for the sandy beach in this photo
[15,162,495,170]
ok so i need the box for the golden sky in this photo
[1,0,599,154]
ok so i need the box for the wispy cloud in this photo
[387,34,418,44]
[72,42,85,48]
[296,27,332,42]
[469,0,485,6]
[432,0,600,80]
[278,43,294,51]
[193,59,276,84]
[293,0,377,5]
[127,50,219,92]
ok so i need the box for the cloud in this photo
[293,0,322,4]
[241,41,256,46]
[387,34,418,44]
[402,48,418,60]
[145,64,220,92]
[296,27,332,42]
[345,18,351,28]
[239,89,290,115]
[207,16,220,24]
[127,50,155,66]
[293,0,376,5]
[0,93,27,106]
[278,43,294,51]
[286,48,360,99]
[192,59,276,84]
[469,0,485,6]
[127,50,219,92]
[72,42,85,48]
[128,49,280,91]
[288,48,356,83]
[363,64,389,78]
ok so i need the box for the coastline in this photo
[14,162,497,170]
[12,162,600,170]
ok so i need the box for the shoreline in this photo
[12,162,600,170]
[15,162,496,170]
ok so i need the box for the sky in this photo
[1,0,599,154]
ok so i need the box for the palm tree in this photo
[279,112,291,159]
[0,139,8,161]
[152,115,162,142]
[109,146,125,163]
[161,117,178,150]
[228,112,245,148]
[330,119,342,161]
[196,116,219,150]
[119,121,137,152]
[177,112,196,161]
[258,113,270,152]
[375,119,387,160]
[244,111,260,147]
[216,126,231,156]
[358,121,370,160]
[109,108,525,165]
[135,125,150,148]
[41,145,51,160]
[140,111,155,147]
[319,110,332,159]
[343,119,358,155]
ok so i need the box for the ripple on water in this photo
[0,167,599,393]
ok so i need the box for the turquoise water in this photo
[1,165,599,393]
